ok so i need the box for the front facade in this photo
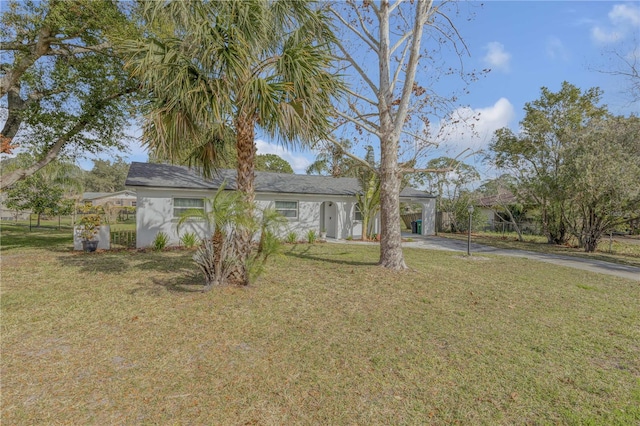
[126,162,436,248]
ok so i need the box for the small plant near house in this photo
[180,232,199,248]
[77,214,101,241]
[152,231,169,252]
[306,229,317,244]
[285,231,298,244]
[346,235,353,241]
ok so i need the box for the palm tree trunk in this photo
[232,112,257,285]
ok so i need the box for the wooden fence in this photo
[110,230,136,248]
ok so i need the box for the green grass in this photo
[2,227,639,424]
[440,231,640,267]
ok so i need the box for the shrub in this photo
[180,232,198,248]
[346,235,353,241]
[286,231,298,244]
[306,229,317,244]
[152,231,169,251]
[77,214,101,241]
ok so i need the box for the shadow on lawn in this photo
[129,272,204,294]
[284,245,378,266]
[57,250,194,275]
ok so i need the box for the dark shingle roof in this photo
[125,162,434,199]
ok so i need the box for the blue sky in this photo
[94,1,639,178]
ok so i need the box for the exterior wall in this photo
[90,194,137,207]
[133,187,436,247]
[136,188,211,248]
[420,198,436,235]
[256,195,364,241]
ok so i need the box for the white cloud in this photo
[546,37,570,61]
[591,3,640,44]
[255,139,311,174]
[591,26,623,44]
[609,4,640,27]
[434,98,515,154]
[482,42,511,73]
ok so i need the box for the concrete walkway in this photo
[330,234,640,281]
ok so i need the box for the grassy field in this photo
[440,231,640,268]
[2,226,639,424]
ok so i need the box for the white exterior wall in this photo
[133,187,435,247]
[421,198,436,235]
[136,188,212,248]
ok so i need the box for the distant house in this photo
[82,190,137,208]
[125,162,436,248]
[476,192,538,234]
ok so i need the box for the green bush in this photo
[180,232,199,248]
[285,231,298,244]
[306,229,317,244]
[152,231,169,251]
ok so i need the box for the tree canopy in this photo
[0,0,139,190]
[488,82,639,251]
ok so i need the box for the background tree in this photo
[3,156,82,226]
[563,115,640,252]
[355,146,380,240]
[127,0,343,285]
[306,139,359,177]
[0,0,138,189]
[254,154,293,174]
[83,158,130,192]
[488,82,608,244]
[475,174,526,241]
[328,0,477,269]
[419,157,480,232]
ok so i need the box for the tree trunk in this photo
[232,112,257,285]
[378,132,406,269]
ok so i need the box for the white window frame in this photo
[275,200,298,219]
[173,197,205,218]
[354,204,364,221]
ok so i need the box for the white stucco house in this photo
[125,162,436,248]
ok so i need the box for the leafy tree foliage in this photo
[488,82,607,244]
[355,146,380,240]
[0,0,139,189]
[5,176,62,226]
[306,139,359,177]
[417,157,480,232]
[255,154,293,174]
[489,82,639,251]
[563,115,640,251]
[83,158,130,192]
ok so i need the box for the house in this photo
[125,162,436,248]
[81,190,137,208]
[476,192,539,234]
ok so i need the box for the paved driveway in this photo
[400,234,640,281]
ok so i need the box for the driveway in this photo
[399,234,640,281]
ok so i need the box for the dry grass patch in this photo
[2,232,639,424]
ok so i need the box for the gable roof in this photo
[125,162,434,199]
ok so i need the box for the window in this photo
[355,204,363,221]
[275,201,298,219]
[174,198,204,218]
[131,201,137,207]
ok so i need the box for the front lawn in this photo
[2,227,639,424]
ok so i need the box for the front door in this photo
[323,201,337,238]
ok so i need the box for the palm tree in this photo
[177,185,253,289]
[127,0,343,285]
